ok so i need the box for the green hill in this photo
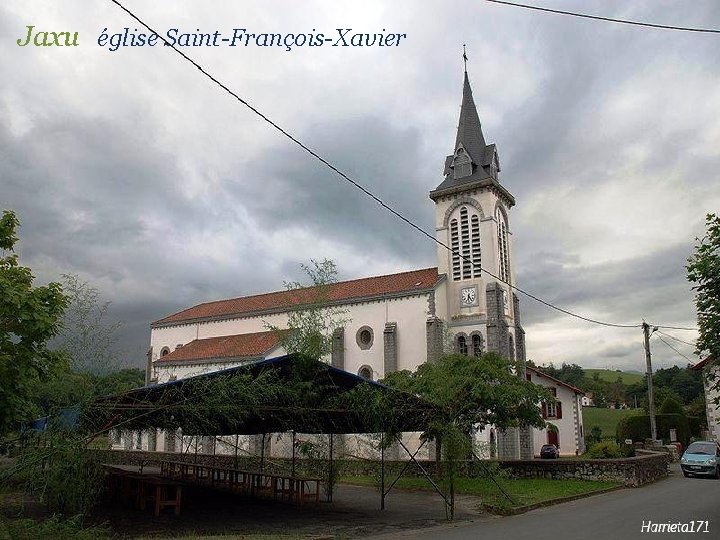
[585,368,644,385]
[583,407,642,439]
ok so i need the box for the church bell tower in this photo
[428,67,532,459]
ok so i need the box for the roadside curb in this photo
[483,484,625,515]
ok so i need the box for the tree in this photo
[382,352,552,441]
[687,213,720,396]
[0,210,68,435]
[658,395,685,416]
[53,274,123,374]
[266,259,349,360]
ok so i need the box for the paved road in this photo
[378,464,720,540]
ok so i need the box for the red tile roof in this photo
[527,366,585,395]
[691,356,716,371]
[157,330,284,364]
[153,267,440,327]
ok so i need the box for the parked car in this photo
[680,441,720,478]
[540,444,559,459]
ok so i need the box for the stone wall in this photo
[90,449,670,488]
[499,452,670,487]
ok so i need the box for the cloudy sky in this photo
[2,1,718,372]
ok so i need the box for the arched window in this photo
[160,347,170,357]
[358,365,373,380]
[508,335,516,362]
[450,205,482,281]
[457,335,468,356]
[472,334,484,357]
[496,207,510,283]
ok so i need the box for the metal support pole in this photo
[643,322,658,442]
[380,433,385,510]
[260,433,266,473]
[327,434,334,502]
[234,434,239,469]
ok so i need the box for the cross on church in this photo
[463,44,468,73]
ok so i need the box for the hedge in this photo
[616,413,690,446]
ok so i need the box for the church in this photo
[124,69,585,459]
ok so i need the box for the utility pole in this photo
[642,322,657,442]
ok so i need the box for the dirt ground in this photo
[90,482,489,539]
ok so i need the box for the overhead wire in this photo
[108,0,699,332]
[656,330,696,348]
[653,334,696,365]
[483,0,720,34]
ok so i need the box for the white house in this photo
[117,68,584,459]
[527,367,585,455]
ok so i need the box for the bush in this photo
[687,416,704,438]
[616,413,690,446]
[17,436,106,517]
[585,441,635,459]
[658,396,685,416]
[585,426,603,447]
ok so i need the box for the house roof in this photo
[691,356,716,371]
[157,330,284,364]
[153,267,441,327]
[527,366,585,395]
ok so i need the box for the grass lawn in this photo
[341,475,621,513]
[583,407,643,439]
[585,369,644,385]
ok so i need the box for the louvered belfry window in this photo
[496,207,510,283]
[450,206,482,281]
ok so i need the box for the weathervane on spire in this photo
[462,44,468,73]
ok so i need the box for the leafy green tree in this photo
[687,213,720,398]
[383,352,552,439]
[54,274,122,374]
[658,395,685,416]
[266,259,349,360]
[0,210,68,435]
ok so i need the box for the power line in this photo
[484,0,720,34]
[651,324,699,332]
[653,334,696,365]
[110,0,651,330]
[656,330,696,348]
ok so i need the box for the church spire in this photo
[454,70,488,165]
[430,64,510,203]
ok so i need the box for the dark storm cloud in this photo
[226,115,436,264]
[518,241,695,328]
[2,0,718,371]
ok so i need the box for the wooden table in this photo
[159,460,320,505]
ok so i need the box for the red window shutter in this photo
[541,402,548,419]
[556,402,562,419]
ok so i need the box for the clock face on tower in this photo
[460,286,477,306]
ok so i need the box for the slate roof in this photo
[455,71,488,167]
[153,267,441,327]
[431,72,515,206]
[157,330,284,364]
